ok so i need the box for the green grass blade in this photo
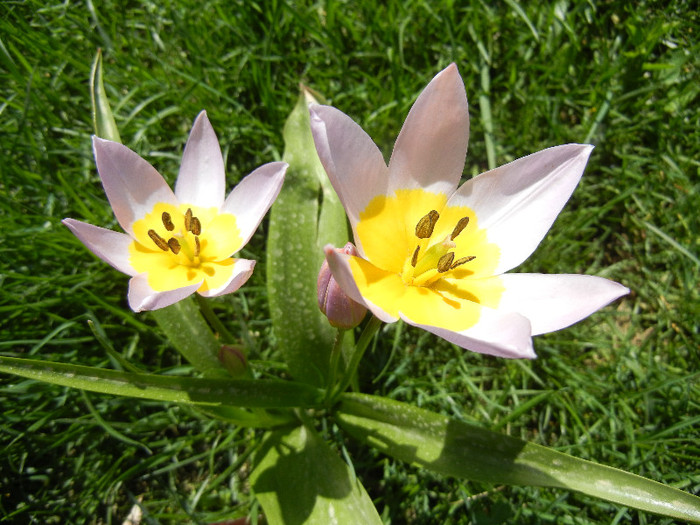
[90,48,121,142]
[336,393,700,522]
[251,423,383,525]
[0,356,324,409]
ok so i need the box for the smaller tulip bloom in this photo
[318,243,368,329]
[64,111,286,312]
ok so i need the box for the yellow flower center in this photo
[350,189,505,331]
[129,203,241,293]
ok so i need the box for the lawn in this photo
[1,0,698,523]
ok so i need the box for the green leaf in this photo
[150,296,230,378]
[90,48,121,142]
[0,356,324,409]
[251,423,383,525]
[336,393,700,523]
[266,86,349,387]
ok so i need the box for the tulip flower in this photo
[64,111,286,312]
[310,64,628,358]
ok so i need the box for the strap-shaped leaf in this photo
[0,356,323,409]
[266,87,349,387]
[336,393,700,522]
[90,48,121,143]
[251,423,383,525]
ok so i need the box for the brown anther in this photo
[190,216,202,236]
[451,255,476,269]
[415,210,439,239]
[167,238,181,254]
[437,252,455,273]
[148,229,169,251]
[194,236,201,257]
[161,212,175,231]
[450,216,470,239]
[410,245,420,267]
[184,208,193,232]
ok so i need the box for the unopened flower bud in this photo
[218,345,247,378]
[318,242,367,329]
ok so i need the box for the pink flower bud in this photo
[218,345,247,378]
[318,242,367,329]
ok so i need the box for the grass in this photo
[1,0,698,523]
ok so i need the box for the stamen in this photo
[450,216,470,239]
[194,237,200,257]
[415,210,439,239]
[167,238,181,254]
[162,212,175,231]
[410,245,420,267]
[148,229,169,251]
[190,216,202,236]
[184,208,193,232]
[451,255,476,269]
[437,252,454,272]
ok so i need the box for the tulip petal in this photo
[62,218,136,276]
[310,105,389,228]
[323,245,398,323]
[198,258,256,298]
[175,111,226,209]
[127,274,202,312]
[93,137,178,236]
[220,161,287,248]
[451,144,593,274]
[389,63,469,196]
[498,273,630,335]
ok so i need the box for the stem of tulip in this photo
[330,316,382,401]
[195,294,237,347]
[325,328,346,404]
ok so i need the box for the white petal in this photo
[388,63,469,196]
[323,245,398,323]
[498,273,629,335]
[175,111,226,209]
[93,137,178,235]
[220,162,287,248]
[62,218,136,276]
[451,144,593,274]
[310,105,389,228]
[127,274,201,312]
[198,258,256,298]
[402,307,536,359]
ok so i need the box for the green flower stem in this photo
[325,328,346,403]
[194,294,237,347]
[332,316,382,399]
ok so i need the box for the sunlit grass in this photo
[1,0,698,523]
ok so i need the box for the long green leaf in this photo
[90,48,121,142]
[0,356,323,409]
[251,423,383,525]
[336,393,700,522]
[266,86,349,387]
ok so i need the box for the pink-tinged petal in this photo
[127,274,201,312]
[62,218,137,276]
[451,144,593,274]
[310,105,389,228]
[388,63,469,196]
[323,245,398,323]
[198,258,256,298]
[498,273,630,336]
[402,307,536,359]
[220,161,287,248]
[175,111,226,209]
[93,137,177,236]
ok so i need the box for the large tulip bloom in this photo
[64,111,286,312]
[310,64,628,358]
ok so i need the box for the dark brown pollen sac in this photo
[190,216,202,235]
[167,238,181,254]
[162,212,175,231]
[437,252,455,272]
[194,237,201,257]
[410,245,420,267]
[415,210,440,239]
[450,216,470,239]
[451,255,476,269]
[148,229,169,251]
